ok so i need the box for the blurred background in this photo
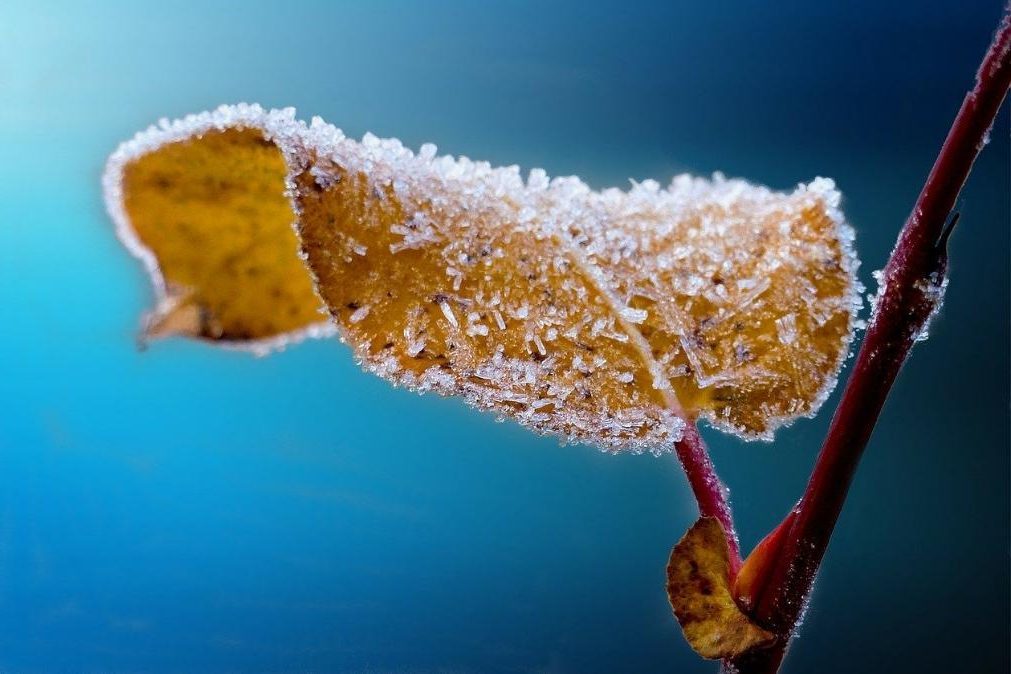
[1,1,1007,672]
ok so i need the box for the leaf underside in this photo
[117,127,325,343]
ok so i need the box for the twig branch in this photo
[674,423,741,572]
[732,8,1011,672]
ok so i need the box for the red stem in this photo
[674,423,741,573]
[734,9,1011,671]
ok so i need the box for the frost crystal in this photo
[349,305,371,324]
[912,272,949,342]
[775,314,798,346]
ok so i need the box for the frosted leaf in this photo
[104,105,862,451]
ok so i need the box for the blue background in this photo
[1,2,1007,672]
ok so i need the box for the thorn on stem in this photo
[936,210,960,251]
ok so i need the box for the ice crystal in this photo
[912,272,949,342]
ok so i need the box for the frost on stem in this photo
[911,272,949,342]
[870,215,952,348]
[105,104,863,452]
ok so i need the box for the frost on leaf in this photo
[104,105,861,450]
[667,517,775,659]
[103,107,332,352]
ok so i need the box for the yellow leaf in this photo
[666,517,776,659]
[105,105,861,450]
[104,107,333,352]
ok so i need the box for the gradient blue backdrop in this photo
[1,2,1007,672]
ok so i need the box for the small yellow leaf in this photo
[666,517,775,659]
[104,108,332,351]
[104,105,861,450]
